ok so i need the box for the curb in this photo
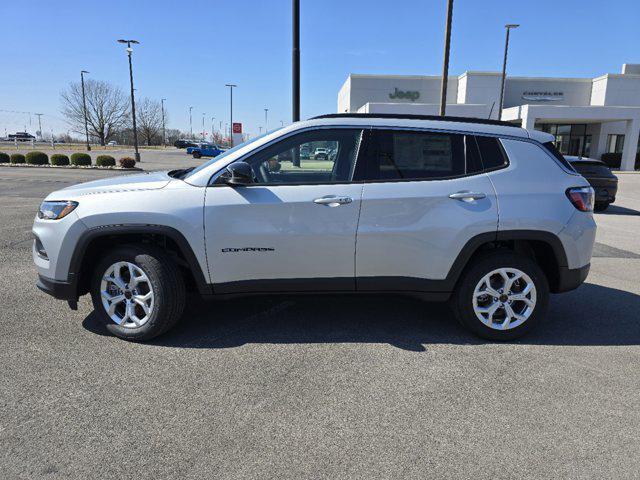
[0,163,142,171]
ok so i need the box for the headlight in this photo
[37,200,78,220]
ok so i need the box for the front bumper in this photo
[36,274,77,301]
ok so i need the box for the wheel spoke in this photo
[133,296,150,315]
[505,272,522,292]
[502,303,516,329]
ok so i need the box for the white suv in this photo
[33,114,596,341]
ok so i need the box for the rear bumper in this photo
[555,263,590,293]
[36,274,77,301]
[588,179,618,203]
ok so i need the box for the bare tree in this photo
[60,79,129,146]
[136,98,165,146]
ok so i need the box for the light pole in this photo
[225,83,237,146]
[264,108,269,132]
[211,116,215,141]
[80,70,91,151]
[161,98,166,147]
[498,24,519,120]
[117,39,141,162]
[439,0,454,116]
[202,113,206,141]
[292,0,300,123]
[189,106,193,137]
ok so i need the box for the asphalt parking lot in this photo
[1,155,639,479]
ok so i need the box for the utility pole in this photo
[439,0,454,116]
[225,84,237,146]
[498,24,520,120]
[80,70,91,151]
[189,106,193,137]
[161,98,166,147]
[117,39,141,162]
[292,0,301,166]
[202,113,205,141]
[211,116,215,141]
[264,108,269,132]
[34,113,43,141]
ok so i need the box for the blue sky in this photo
[1,0,638,137]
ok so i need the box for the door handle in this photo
[313,195,353,207]
[449,191,487,202]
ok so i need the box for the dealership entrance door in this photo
[536,123,591,157]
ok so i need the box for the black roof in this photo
[311,113,519,128]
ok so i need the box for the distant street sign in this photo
[232,122,242,134]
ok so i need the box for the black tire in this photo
[450,251,549,341]
[594,202,609,212]
[90,245,186,341]
[193,151,202,159]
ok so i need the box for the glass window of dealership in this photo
[337,63,640,170]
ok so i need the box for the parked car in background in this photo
[7,132,36,142]
[107,141,118,146]
[174,139,199,149]
[566,156,618,211]
[313,147,330,160]
[187,142,224,159]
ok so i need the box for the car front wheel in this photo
[90,245,185,341]
[451,252,549,340]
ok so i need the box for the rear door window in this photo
[365,130,467,180]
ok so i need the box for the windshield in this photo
[183,133,270,179]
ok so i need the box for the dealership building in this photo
[337,63,640,170]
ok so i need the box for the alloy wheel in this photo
[100,261,154,328]
[472,267,537,330]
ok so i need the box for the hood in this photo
[47,171,171,199]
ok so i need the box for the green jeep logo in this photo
[389,88,420,101]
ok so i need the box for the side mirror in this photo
[224,162,254,186]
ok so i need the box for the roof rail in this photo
[311,113,519,128]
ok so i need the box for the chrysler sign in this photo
[521,91,564,102]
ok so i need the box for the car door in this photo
[204,128,367,293]
[355,129,498,291]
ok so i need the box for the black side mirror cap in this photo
[225,162,254,186]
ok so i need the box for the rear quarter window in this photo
[541,141,577,173]
[475,135,509,170]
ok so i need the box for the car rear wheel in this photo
[193,151,202,159]
[451,251,549,340]
[90,245,185,341]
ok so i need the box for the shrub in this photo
[10,153,25,164]
[0,152,9,163]
[119,157,136,169]
[600,152,640,170]
[25,151,49,165]
[96,155,116,167]
[70,152,92,166]
[50,154,70,166]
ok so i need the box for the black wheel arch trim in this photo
[441,229,569,292]
[69,224,211,296]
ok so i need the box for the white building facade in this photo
[337,63,640,170]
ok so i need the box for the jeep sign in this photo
[389,88,420,101]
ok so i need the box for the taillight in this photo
[566,187,594,212]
